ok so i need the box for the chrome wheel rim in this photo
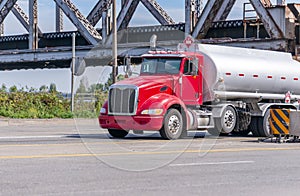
[168,115,180,135]
[224,110,235,129]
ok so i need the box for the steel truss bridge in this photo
[0,0,299,70]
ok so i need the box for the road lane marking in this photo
[0,135,64,140]
[0,136,259,148]
[0,146,300,160]
[169,160,254,167]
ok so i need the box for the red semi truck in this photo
[99,42,300,139]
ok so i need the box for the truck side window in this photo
[183,60,192,75]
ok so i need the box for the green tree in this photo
[49,83,57,93]
[105,74,125,91]
[39,85,48,92]
[0,84,7,92]
[88,83,104,93]
[9,85,17,93]
[76,77,88,94]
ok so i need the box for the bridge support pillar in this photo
[29,0,38,50]
[102,11,109,44]
[0,23,3,36]
[185,0,202,36]
[56,5,63,32]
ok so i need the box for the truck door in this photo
[180,58,202,105]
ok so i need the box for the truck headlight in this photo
[141,109,163,115]
[100,107,106,114]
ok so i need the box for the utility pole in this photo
[71,33,76,112]
[112,0,118,83]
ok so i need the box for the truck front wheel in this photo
[108,129,129,138]
[160,109,184,140]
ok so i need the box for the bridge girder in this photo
[54,0,102,45]
[12,3,42,35]
[140,0,175,25]
[191,0,285,39]
[192,0,224,38]
[261,0,272,7]
[56,5,63,32]
[28,0,38,50]
[249,0,284,39]
[87,0,112,27]
[0,0,18,25]
[117,0,140,30]
[214,0,236,21]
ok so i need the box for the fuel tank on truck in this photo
[189,44,300,102]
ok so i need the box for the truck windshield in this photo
[140,58,181,75]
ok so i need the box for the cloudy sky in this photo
[0,0,298,92]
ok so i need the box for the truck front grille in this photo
[108,85,138,115]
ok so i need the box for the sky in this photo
[0,0,298,92]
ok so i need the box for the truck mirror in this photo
[124,57,132,77]
[191,58,198,76]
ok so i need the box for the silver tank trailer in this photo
[191,44,300,102]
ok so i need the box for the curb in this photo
[0,119,9,127]
[0,118,76,127]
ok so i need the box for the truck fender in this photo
[257,103,298,117]
[141,93,189,129]
[211,104,237,118]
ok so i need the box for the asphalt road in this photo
[1,119,300,196]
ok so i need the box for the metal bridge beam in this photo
[29,0,38,50]
[261,0,272,7]
[186,0,204,35]
[192,0,224,39]
[12,3,42,35]
[54,0,101,45]
[0,0,18,25]
[104,0,139,45]
[287,4,300,19]
[87,0,112,27]
[117,0,139,30]
[0,23,3,36]
[56,5,63,32]
[214,0,236,21]
[250,0,284,38]
[140,0,175,25]
[185,0,192,34]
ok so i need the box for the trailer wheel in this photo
[208,106,237,136]
[160,109,183,140]
[108,129,129,138]
[257,110,271,137]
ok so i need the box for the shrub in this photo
[0,91,72,119]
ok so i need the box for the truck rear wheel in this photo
[108,129,129,138]
[257,110,271,137]
[160,109,183,140]
[208,106,237,136]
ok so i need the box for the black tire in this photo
[108,129,129,138]
[248,117,259,137]
[208,106,237,136]
[257,110,272,137]
[160,109,183,140]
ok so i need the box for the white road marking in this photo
[0,135,64,140]
[169,160,254,167]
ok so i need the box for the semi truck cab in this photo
[99,51,208,139]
